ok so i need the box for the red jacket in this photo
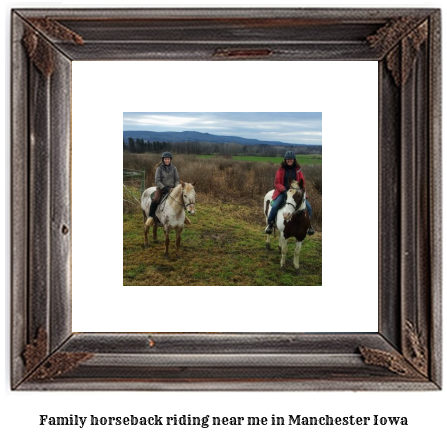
[272,166,305,200]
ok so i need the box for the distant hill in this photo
[123,130,318,148]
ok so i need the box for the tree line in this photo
[123,138,322,157]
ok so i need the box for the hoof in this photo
[295,269,300,275]
[142,243,149,249]
[265,243,271,251]
[164,254,170,260]
[153,240,160,244]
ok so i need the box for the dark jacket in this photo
[155,164,180,190]
[272,165,305,200]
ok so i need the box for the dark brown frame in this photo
[11,8,441,390]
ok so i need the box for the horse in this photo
[264,179,310,271]
[141,181,196,259]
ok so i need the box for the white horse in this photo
[264,180,309,271]
[141,181,196,259]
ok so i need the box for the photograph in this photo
[123,112,323,286]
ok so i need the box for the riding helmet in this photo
[284,150,296,160]
[162,151,173,159]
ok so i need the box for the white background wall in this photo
[72,60,378,333]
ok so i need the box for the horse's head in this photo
[283,186,306,221]
[292,186,306,210]
[181,181,196,215]
[290,179,304,190]
[282,189,298,221]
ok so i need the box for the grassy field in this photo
[197,154,322,166]
[123,198,322,286]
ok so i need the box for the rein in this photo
[284,191,306,219]
[285,201,298,210]
[169,187,195,210]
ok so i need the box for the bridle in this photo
[284,189,306,218]
[169,186,195,210]
[182,188,196,209]
[285,199,298,210]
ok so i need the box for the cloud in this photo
[123,112,322,145]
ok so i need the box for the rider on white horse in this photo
[146,151,180,227]
[264,150,315,236]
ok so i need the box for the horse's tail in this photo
[264,199,270,218]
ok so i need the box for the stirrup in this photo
[145,216,155,227]
[264,223,274,235]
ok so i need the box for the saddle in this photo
[150,190,170,225]
[150,190,170,204]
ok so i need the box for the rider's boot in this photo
[145,217,155,227]
[146,201,158,227]
[264,221,274,234]
[307,224,315,236]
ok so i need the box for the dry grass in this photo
[123,152,323,286]
[123,206,322,286]
[123,152,322,230]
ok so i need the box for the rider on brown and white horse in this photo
[264,150,315,236]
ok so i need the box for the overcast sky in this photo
[123,112,322,145]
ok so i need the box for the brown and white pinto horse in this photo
[141,181,196,259]
[264,180,310,271]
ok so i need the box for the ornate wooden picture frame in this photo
[11,8,441,390]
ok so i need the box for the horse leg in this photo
[277,226,282,253]
[153,224,159,243]
[164,230,170,260]
[264,215,271,250]
[175,228,183,259]
[279,233,288,269]
[294,240,303,272]
[144,224,149,247]
[142,211,149,247]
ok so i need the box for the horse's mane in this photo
[170,183,183,197]
[171,182,190,195]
